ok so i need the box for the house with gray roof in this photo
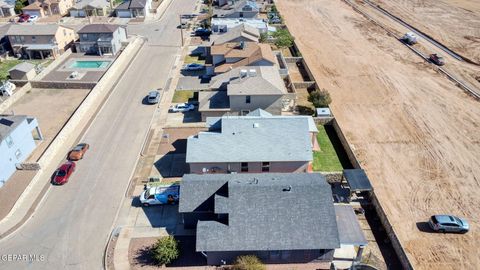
[75,24,127,56]
[213,0,259,19]
[199,66,291,121]
[69,0,111,17]
[179,173,341,265]
[115,0,151,18]
[210,24,260,46]
[0,115,42,187]
[186,109,318,174]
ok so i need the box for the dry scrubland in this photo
[276,0,480,269]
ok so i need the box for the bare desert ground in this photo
[276,0,480,269]
[369,0,480,63]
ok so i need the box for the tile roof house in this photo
[179,173,341,265]
[69,0,111,17]
[23,0,74,17]
[115,0,152,18]
[6,24,75,59]
[0,115,42,187]
[208,41,275,74]
[186,109,318,174]
[213,0,259,19]
[199,66,291,120]
[75,24,127,56]
[210,23,260,46]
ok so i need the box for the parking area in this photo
[6,88,91,161]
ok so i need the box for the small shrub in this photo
[259,32,269,43]
[272,29,294,49]
[308,89,332,108]
[232,255,266,270]
[150,236,179,266]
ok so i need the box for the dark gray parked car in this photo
[428,215,469,233]
[146,90,161,104]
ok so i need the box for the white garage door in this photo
[116,10,131,18]
[24,10,40,17]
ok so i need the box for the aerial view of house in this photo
[199,66,289,119]
[22,0,74,17]
[186,109,318,174]
[179,173,366,265]
[0,0,477,270]
[75,24,127,56]
[5,24,75,59]
[115,0,152,18]
[0,115,42,187]
[69,0,111,17]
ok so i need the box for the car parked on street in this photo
[52,162,76,185]
[428,215,469,233]
[194,28,211,36]
[27,15,38,22]
[170,103,195,112]
[146,90,161,104]
[18,14,30,23]
[68,143,90,161]
[183,63,205,71]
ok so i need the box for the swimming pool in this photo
[69,60,111,69]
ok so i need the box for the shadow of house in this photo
[154,139,190,178]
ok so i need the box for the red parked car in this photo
[18,14,30,23]
[52,162,76,185]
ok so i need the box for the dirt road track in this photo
[276,0,480,269]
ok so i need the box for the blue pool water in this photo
[70,60,111,69]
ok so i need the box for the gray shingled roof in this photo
[180,173,340,251]
[211,24,259,45]
[6,24,62,36]
[8,62,35,73]
[0,115,28,141]
[335,205,368,246]
[186,113,314,163]
[115,0,147,10]
[209,66,287,96]
[78,24,120,34]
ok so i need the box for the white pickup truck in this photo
[140,184,180,207]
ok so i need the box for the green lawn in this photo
[172,90,195,103]
[313,125,343,172]
[184,54,205,64]
[0,59,51,81]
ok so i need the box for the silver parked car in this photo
[428,215,469,233]
[146,90,161,104]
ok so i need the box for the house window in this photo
[241,162,248,172]
[262,162,270,172]
[82,34,88,40]
[5,135,13,148]
[15,149,22,159]
[245,95,251,104]
[239,12,244,17]
[31,36,36,43]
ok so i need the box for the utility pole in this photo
[179,14,184,47]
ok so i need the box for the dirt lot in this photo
[277,0,480,269]
[7,88,90,161]
[369,0,480,63]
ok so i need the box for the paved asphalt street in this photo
[0,0,196,269]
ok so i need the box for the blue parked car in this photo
[428,215,469,233]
